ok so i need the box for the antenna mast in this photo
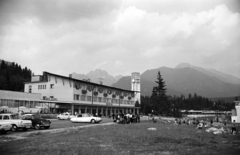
[98,77,104,85]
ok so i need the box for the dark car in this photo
[21,114,51,130]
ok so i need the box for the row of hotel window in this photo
[37,84,54,89]
[74,95,135,105]
[0,99,47,108]
[34,83,133,96]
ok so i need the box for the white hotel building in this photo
[14,71,140,116]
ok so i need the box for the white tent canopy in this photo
[0,106,9,109]
[35,106,44,109]
[19,106,27,109]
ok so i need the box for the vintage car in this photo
[57,112,75,120]
[70,113,101,123]
[0,121,12,134]
[21,114,51,130]
[0,113,32,132]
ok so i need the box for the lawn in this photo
[0,120,239,155]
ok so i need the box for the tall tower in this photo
[131,72,141,104]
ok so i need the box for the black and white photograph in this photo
[0,0,240,154]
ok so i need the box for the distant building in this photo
[232,101,240,123]
[0,90,44,113]
[180,110,231,118]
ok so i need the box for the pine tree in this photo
[150,71,168,115]
[135,100,140,107]
[0,59,32,91]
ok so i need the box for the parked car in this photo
[0,113,32,132]
[21,114,51,130]
[0,121,12,134]
[57,112,75,120]
[70,113,101,123]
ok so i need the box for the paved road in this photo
[1,117,114,136]
[51,117,113,129]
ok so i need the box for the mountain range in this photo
[111,63,240,98]
[2,59,239,99]
[70,69,123,86]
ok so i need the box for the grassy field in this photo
[0,120,240,155]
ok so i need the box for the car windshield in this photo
[32,115,40,119]
[84,113,92,117]
[25,114,40,119]
[11,115,20,119]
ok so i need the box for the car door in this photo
[82,114,91,122]
[76,114,83,122]
[23,115,34,125]
[62,114,68,119]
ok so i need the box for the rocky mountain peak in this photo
[175,62,193,69]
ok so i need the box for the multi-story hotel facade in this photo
[21,72,140,116]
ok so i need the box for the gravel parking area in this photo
[0,117,114,140]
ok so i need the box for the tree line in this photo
[0,60,32,91]
[139,71,235,117]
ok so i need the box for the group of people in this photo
[0,109,8,113]
[173,118,191,125]
[174,117,238,135]
[112,113,140,124]
[174,117,214,129]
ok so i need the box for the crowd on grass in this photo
[173,117,238,135]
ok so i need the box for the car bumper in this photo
[0,125,12,131]
[40,121,51,127]
[21,124,32,129]
[39,124,50,127]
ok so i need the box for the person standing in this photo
[232,120,237,135]
[129,113,133,124]
[210,119,213,127]
[136,113,140,123]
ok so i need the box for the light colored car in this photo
[70,113,101,123]
[0,121,12,134]
[0,113,32,132]
[57,112,75,120]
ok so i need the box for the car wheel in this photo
[57,117,61,120]
[44,126,50,129]
[91,119,96,124]
[35,124,41,130]
[23,127,28,131]
[12,125,18,132]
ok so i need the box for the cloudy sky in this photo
[0,0,240,78]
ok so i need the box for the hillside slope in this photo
[112,66,240,98]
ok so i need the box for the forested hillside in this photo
[0,60,32,92]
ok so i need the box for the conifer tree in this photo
[135,100,140,107]
[0,59,32,91]
[150,71,168,115]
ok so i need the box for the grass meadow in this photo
[0,120,240,155]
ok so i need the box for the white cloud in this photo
[114,60,124,67]
[0,1,240,78]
